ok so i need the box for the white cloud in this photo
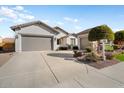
[14,6,24,11]
[41,19,49,24]
[56,21,64,25]
[113,28,122,32]
[64,17,78,23]
[74,19,78,22]
[0,6,17,19]
[0,6,35,24]
[64,17,72,21]
[75,26,82,30]
[14,19,25,24]
[19,13,35,20]
[0,18,6,23]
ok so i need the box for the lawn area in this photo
[115,53,124,61]
[105,45,113,51]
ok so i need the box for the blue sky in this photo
[0,5,124,38]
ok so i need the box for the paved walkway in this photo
[0,51,124,88]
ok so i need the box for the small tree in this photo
[88,25,114,41]
[114,30,124,48]
[88,25,114,61]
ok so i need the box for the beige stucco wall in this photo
[54,29,67,49]
[18,25,54,36]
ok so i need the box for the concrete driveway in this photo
[0,51,124,88]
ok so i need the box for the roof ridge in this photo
[53,26,69,34]
[10,20,59,34]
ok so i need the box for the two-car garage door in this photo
[21,35,53,51]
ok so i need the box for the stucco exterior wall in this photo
[18,25,54,36]
[54,29,67,50]
[15,32,22,52]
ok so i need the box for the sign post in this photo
[101,39,107,61]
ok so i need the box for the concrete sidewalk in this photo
[0,51,124,88]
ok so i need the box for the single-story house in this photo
[10,21,59,52]
[77,25,113,50]
[10,21,77,52]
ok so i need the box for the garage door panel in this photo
[80,37,90,49]
[22,36,52,51]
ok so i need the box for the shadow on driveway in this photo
[47,52,120,69]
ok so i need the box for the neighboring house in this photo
[10,21,59,52]
[77,25,113,50]
[10,21,78,52]
[0,36,2,44]
[54,26,77,48]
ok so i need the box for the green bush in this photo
[59,46,68,50]
[114,30,124,45]
[115,30,124,40]
[88,25,114,41]
[113,45,118,50]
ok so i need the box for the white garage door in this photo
[21,35,53,51]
